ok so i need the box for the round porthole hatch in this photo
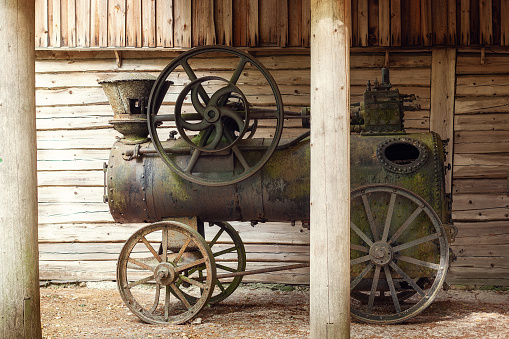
[376,138,429,174]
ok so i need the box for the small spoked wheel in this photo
[179,222,246,304]
[147,45,284,186]
[350,184,449,324]
[117,221,216,324]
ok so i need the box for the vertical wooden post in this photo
[430,48,456,194]
[0,1,41,338]
[310,0,351,338]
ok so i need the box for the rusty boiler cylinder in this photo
[106,137,311,224]
[106,132,446,226]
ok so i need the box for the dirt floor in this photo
[40,282,509,339]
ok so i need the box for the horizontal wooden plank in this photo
[447,266,509,280]
[455,96,509,114]
[454,113,509,131]
[456,75,509,97]
[38,170,104,186]
[452,179,507,194]
[450,244,509,257]
[350,68,430,86]
[455,130,509,144]
[38,186,104,203]
[452,256,509,269]
[455,142,509,154]
[38,221,311,244]
[37,149,109,170]
[38,202,113,224]
[446,276,509,286]
[453,232,509,246]
[453,165,509,179]
[453,194,509,211]
[456,54,509,75]
[39,260,310,284]
[454,220,509,236]
[37,129,119,149]
[36,87,109,106]
[452,208,509,221]
[454,153,509,167]
[39,242,310,262]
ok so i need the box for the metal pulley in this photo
[147,45,285,186]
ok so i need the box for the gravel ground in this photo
[40,283,509,339]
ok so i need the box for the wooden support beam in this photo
[0,0,41,337]
[310,0,350,338]
[430,48,456,194]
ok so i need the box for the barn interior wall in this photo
[36,49,509,286]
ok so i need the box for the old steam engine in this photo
[100,46,454,325]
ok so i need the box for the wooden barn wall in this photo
[36,49,431,283]
[449,50,509,286]
[35,0,509,49]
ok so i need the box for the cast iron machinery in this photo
[100,45,454,325]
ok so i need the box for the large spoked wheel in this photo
[350,184,449,324]
[180,222,246,304]
[117,221,216,325]
[147,45,284,186]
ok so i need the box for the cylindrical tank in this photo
[106,132,446,225]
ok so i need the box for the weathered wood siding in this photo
[35,0,509,49]
[36,50,430,283]
[450,50,509,286]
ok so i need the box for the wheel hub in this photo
[204,106,221,123]
[369,241,393,266]
[154,262,177,285]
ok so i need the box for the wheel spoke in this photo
[175,258,207,273]
[382,193,397,242]
[351,244,370,253]
[362,194,379,241]
[350,255,371,266]
[174,236,192,263]
[127,275,154,289]
[395,255,440,270]
[164,285,171,321]
[190,82,207,115]
[216,280,226,292]
[230,56,248,85]
[179,274,206,289]
[368,265,381,312]
[149,284,162,313]
[170,284,192,310]
[392,233,440,253]
[180,119,211,131]
[221,107,246,131]
[162,228,168,262]
[208,227,225,248]
[203,122,224,150]
[216,263,238,273]
[389,262,425,296]
[128,257,155,272]
[350,221,374,247]
[184,149,202,174]
[141,236,162,263]
[181,59,210,104]
[350,262,374,291]
[384,266,401,313]
[213,246,238,257]
[388,206,423,245]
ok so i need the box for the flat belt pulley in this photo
[147,45,284,186]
